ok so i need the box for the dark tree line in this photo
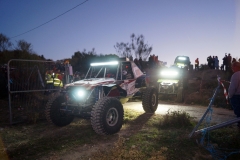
[1,32,153,73]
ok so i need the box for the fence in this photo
[5,59,72,124]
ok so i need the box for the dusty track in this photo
[125,101,236,124]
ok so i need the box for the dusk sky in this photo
[1,0,240,66]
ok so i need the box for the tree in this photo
[16,40,33,53]
[0,33,12,52]
[131,34,152,60]
[70,48,97,73]
[114,42,132,58]
[114,33,152,60]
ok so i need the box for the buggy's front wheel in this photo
[45,92,74,126]
[91,97,124,135]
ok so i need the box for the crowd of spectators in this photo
[206,55,220,70]
[204,53,240,72]
[132,54,160,72]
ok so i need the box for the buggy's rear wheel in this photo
[142,87,158,113]
[91,97,124,135]
[45,92,74,126]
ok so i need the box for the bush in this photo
[160,110,192,128]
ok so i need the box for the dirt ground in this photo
[38,111,155,160]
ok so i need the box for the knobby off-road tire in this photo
[91,97,124,135]
[142,87,158,113]
[45,92,74,126]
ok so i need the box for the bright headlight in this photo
[76,89,86,97]
[176,63,185,68]
[161,70,178,76]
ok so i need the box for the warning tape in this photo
[219,80,230,83]
[219,80,229,104]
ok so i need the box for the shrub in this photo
[160,110,192,128]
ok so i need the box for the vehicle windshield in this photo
[174,56,191,68]
[84,62,119,79]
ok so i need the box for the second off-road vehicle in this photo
[146,56,190,102]
[45,58,158,135]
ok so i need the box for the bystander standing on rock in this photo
[228,62,240,127]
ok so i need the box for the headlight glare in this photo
[161,70,178,76]
[77,90,85,96]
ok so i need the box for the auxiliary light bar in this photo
[90,61,119,66]
[178,57,186,60]
[160,70,178,76]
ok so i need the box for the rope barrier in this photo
[219,80,229,104]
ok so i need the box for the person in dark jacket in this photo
[207,56,212,69]
[223,54,228,71]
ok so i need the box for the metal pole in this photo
[7,60,12,124]
[194,117,240,134]
[189,83,220,138]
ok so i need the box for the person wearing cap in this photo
[228,62,240,127]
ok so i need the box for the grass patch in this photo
[0,120,99,160]
[90,110,209,160]
[1,108,240,160]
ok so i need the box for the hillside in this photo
[184,69,232,108]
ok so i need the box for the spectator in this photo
[207,56,212,69]
[148,55,154,68]
[214,56,219,70]
[228,62,240,127]
[220,64,224,71]
[212,56,215,69]
[227,53,232,71]
[223,54,228,71]
[232,58,237,63]
[195,58,199,70]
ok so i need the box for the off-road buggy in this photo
[174,55,193,71]
[155,65,188,102]
[146,56,190,102]
[45,59,158,135]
